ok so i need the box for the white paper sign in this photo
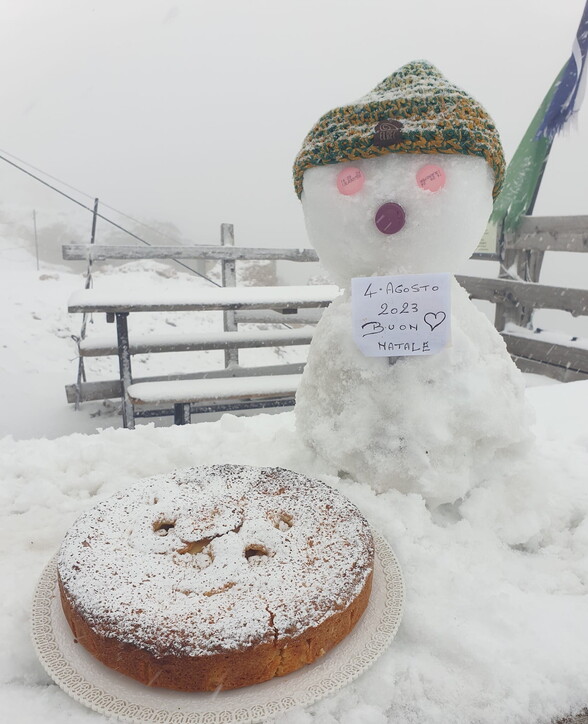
[351,273,451,357]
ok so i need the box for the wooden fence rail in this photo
[456,275,588,317]
[63,244,320,263]
[460,213,588,382]
[503,215,588,252]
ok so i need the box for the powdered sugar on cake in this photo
[57,465,374,658]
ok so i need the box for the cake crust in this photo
[59,569,373,691]
[57,465,374,691]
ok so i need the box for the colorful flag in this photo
[536,2,588,139]
[491,1,588,233]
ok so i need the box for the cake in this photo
[57,464,374,691]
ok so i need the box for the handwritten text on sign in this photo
[351,273,451,357]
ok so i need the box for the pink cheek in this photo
[416,164,446,192]
[336,167,365,195]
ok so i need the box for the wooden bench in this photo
[65,227,335,428]
[456,214,588,383]
[67,284,337,428]
[127,374,303,425]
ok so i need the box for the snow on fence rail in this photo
[502,214,588,252]
[63,244,320,263]
[67,284,337,314]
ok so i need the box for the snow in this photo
[297,153,530,505]
[296,280,533,505]
[505,322,588,351]
[300,154,494,286]
[68,284,339,313]
[80,326,316,355]
[2,390,588,723]
[128,374,302,405]
[0,241,312,440]
[1,220,588,723]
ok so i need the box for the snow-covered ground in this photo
[0,212,308,440]
[1,224,588,723]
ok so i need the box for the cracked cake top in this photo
[57,464,374,658]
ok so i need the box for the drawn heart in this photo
[424,311,446,331]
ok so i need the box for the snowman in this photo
[292,61,532,507]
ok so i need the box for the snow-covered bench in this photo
[127,374,303,425]
[67,285,337,315]
[77,327,316,357]
[65,231,336,428]
[67,286,337,428]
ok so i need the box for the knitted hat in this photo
[293,60,505,199]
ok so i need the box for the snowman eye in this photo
[416,164,445,192]
[336,167,365,195]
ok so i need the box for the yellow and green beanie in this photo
[293,60,505,200]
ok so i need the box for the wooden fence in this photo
[456,214,588,382]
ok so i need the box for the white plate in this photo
[31,532,404,723]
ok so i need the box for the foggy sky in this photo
[1,0,587,252]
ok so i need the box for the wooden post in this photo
[74,198,100,409]
[33,210,39,271]
[85,198,99,290]
[495,226,546,331]
[221,223,239,368]
[114,312,135,429]
[174,403,191,425]
[494,220,522,331]
[495,138,552,331]
[515,247,544,327]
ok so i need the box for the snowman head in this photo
[293,61,504,285]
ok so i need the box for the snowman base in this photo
[295,281,533,507]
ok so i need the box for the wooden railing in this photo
[457,215,588,382]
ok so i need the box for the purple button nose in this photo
[375,202,405,235]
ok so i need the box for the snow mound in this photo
[1,390,588,723]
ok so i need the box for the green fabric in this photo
[491,65,565,232]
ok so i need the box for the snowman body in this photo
[295,153,531,506]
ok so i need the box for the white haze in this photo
[1,0,587,244]
[2,1,587,334]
